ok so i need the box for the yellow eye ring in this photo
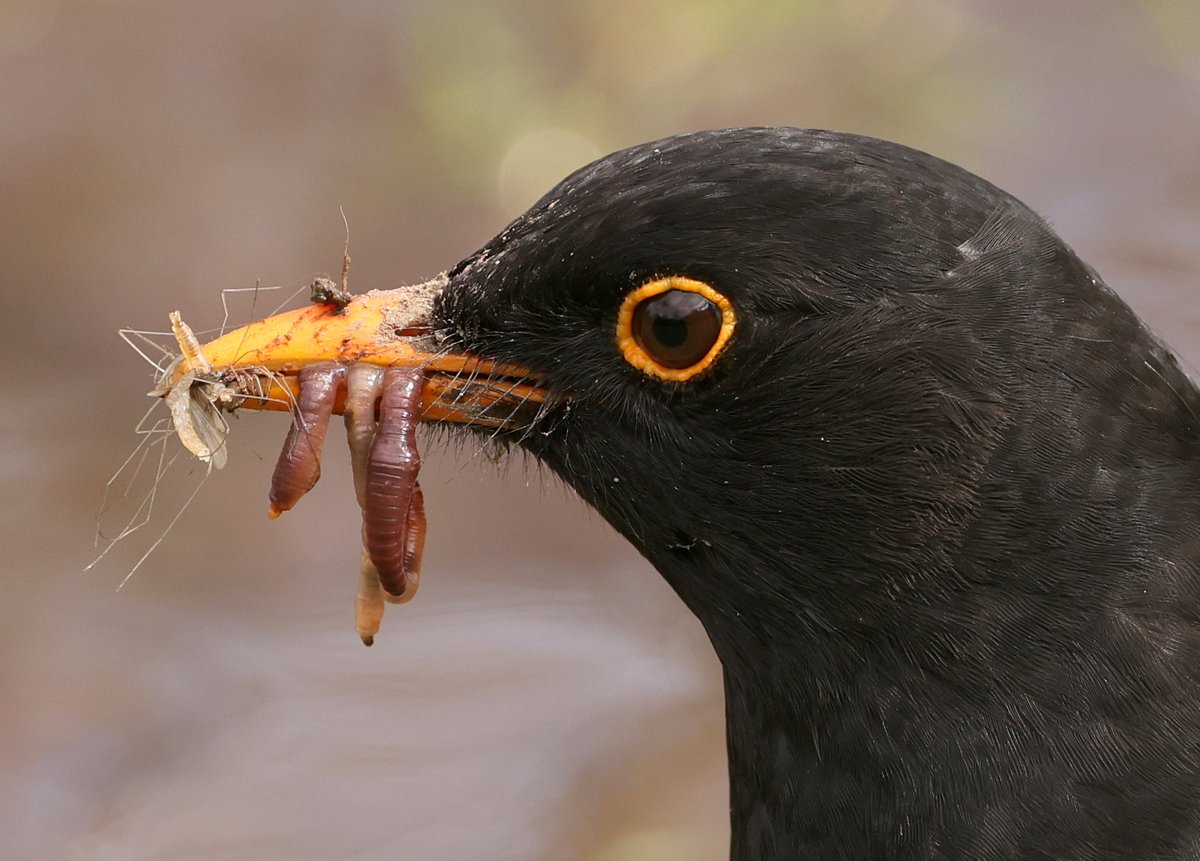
[616,276,736,382]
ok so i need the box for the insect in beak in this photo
[154,274,548,644]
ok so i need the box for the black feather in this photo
[434,128,1200,860]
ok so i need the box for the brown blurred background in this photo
[2,1,1198,858]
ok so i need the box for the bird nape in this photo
[163,128,1200,860]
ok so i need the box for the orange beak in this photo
[152,274,545,645]
[160,274,545,431]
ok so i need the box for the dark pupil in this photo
[632,289,722,369]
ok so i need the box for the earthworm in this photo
[344,365,387,643]
[265,361,427,638]
[399,481,426,596]
[355,547,385,646]
[268,362,346,518]
[364,367,425,598]
[343,364,386,506]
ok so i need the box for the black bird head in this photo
[191,128,1200,859]
[434,129,1167,655]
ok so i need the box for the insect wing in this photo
[165,374,229,469]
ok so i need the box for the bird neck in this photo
[719,649,932,861]
[723,663,821,860]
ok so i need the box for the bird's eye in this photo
[617,277,736,381]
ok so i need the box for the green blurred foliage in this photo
[363,0,1015,216]
[1140,0,1200,65]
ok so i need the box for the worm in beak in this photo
[157,275,547,644]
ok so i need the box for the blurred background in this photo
[2,1,1198,858]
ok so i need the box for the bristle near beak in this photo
[160,274,546,429]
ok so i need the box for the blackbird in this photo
[191,128,1200,859]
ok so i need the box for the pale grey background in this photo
[2,2,1198,859]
